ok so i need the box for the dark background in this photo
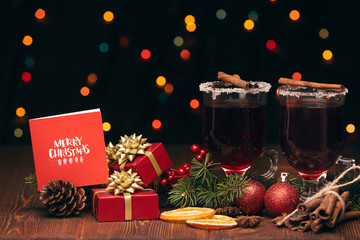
[0,0,359,155]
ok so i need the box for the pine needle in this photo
[24,173,38,193]
[168,177,198,208]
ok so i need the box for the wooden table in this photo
[1,145,360,239]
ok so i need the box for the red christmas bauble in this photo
[234,180,266,215]
[264,182,299,217]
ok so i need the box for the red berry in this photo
[160,178,168,187]
[199,149,207,156]
[195,154,204,161]
[164,170,172,176]
[174,174,187,179]
[181,163,191,169]
[190,144,200,154]
[184,166,191,173]
[167,175,174,182]
[177,168,185,175]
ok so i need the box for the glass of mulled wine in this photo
[278,85,348,201]
[199,81,278,178]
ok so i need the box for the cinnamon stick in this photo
[325,191,350,228]
[217,71,256,88]
[319,194,338,220]
[311,218,325,233]
[298,198,322,215]
[298,220,312,232]
[343,211,360,221]
[278,78,345,91]
[310,194,332,221]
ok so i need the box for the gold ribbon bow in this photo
[106,169,144,195]
[106,133,152,166]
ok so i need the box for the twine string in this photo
[277,165,360,226]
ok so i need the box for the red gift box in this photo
[92,188,159,222]
[109,143,172,186]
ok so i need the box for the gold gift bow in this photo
[92,190,132,220]
[119,151,162,177]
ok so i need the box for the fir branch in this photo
[190,153,220,185]
[198,178,224,209]
[350,198,360,211]
[24,173,38,192]
[216,174,250,203]
[288,177,303,195]
[168,177,198,208]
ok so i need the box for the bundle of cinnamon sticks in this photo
[273,191,360,233]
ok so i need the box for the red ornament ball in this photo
[190,144,200,154]
[264,182,299,217]
[234,180,266,215]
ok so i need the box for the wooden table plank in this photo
[0,145,360,239]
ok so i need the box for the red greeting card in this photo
[29,109,109,191]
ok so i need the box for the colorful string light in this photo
[14,128,23,138]
[16,107,26,117]
[346,124,355,134]
[152,119,162,130]
[103,11,114,22]
[190,99,199,109]
[173,36,184,47]
[216,9,226,20]
[25,57,35,68]
[156,76,166,87]
[244,19,255,31]
[164,83,174,94]
[35,8,46,20]
[99,42,109,53]
[319,28,329,39]
[87,73,98,85]
[292,72,302,80]
[180,49,190,61]
[22,35,33,46]
[266,40,276,50]
[289,10,300,21]
[80,86,90,96]
[322,50,333,60]
[103,122,111,132]
[21,72,31,82]
[141,49,151,60]
[119,36,129,47]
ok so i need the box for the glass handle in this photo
[259,149,279,180]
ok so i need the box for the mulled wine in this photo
[203,100,266,170]
[280,99,344,177]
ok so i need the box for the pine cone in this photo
[39,179,86,217]
[215,206,241,217]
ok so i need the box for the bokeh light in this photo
[266,40,276,50]
[99,42,109,53]
[184,15,195,24]
[216,9,226,20]
[25,57,35,68]
[346,124,355,134]
[103,122,111,132]
[289,10,300,21]
[35,8,46,20]
[322,50,333,60]
[244,19,255,31]
[173,36,184,47]
[21,72,31,82]
[292,72,302,80]
[119,36,129,47]
[152,119,162,130]
[180,49,190,61]
[164,83,174,94]
[186,22,196,32]
[156,76,166,87]
[16,107,26,117]
[141,49,151,60]
[14,128,23,138]
[319,28,329,39]
[248,11,258,21]
[158,92,168,103]
[22,35,33,46]
[87,73,98,85]
[80,86,90,96]
[103,11,114,22]
[190,99,199,109]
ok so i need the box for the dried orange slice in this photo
[186,215,238,230]
[160,207,216,221]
